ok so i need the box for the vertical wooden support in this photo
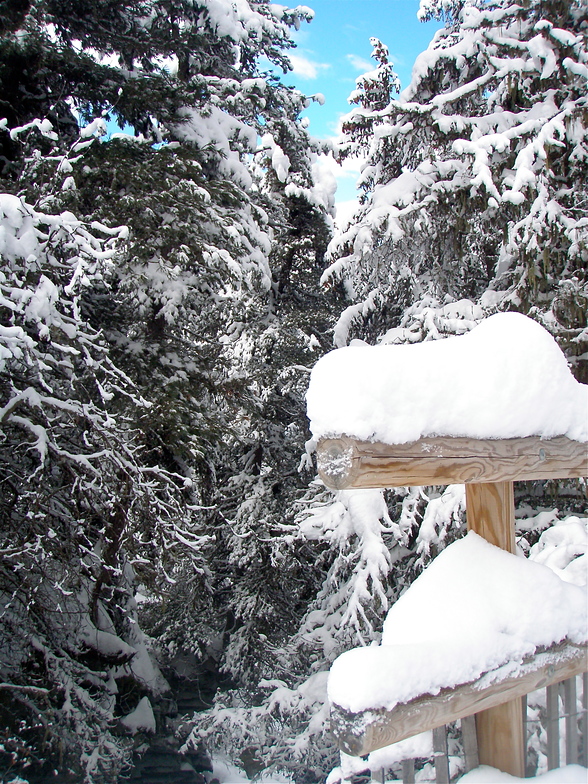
[522,694,529,777]
[432,725,450,784]
[401,759,415,784]
[461,715,479,772]
[582,673,588,767]
[564,677,579,764]
[474,700,526,778]
[465,482,516,551]
[465,482,526,778]
[546,683,560,770]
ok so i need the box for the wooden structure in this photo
[318,434,588,778]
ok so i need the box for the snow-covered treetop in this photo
[324,0,588,357]
[306,313,588,444]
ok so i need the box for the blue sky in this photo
[281,0,443,204]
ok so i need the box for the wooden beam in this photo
[330,642,588,757]
[465,481,523,776]
[316,435,588,490]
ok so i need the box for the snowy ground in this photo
[210,762,587,783]
[457,764,587,783]
[212,758,294,783]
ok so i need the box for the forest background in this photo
[0,0,586,782]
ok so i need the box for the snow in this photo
[337,731,433,779]
[0,194,40,261]
[174,105,256,188]
[261,132,291,183]
[120,696,156,735]
[80,623,136,660]
[328,531,587,713]
[212,757,293,784]
[306,313,588,444]
[529,515,588,586]
[457,764,588,783]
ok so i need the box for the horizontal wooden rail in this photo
[317,435,588,490]
[330,642,588,757]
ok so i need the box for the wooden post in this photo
[462,714,480,772]
[563,677,578,764]
[465,481,526,778]
[546,683,560,769]
[582,673,588,768]
[432,725,450,784]
[465,482,515,551]
[401,759,415,784]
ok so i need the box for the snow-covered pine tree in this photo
[1,0,338,780]
[327,0,588,374]
[0,147,211,780]
[303,1,587,780]
[196,2,587,781]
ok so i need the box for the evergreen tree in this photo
[0,155,204,781]
[327,0,588,376]
[196,2,587,781]
[0,0,336,780]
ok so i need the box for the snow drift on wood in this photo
[328,531,587,713]
[306,313,588,444]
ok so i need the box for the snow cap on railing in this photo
[306,313,588,444]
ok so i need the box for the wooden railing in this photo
[361,673,587,782]
[317,434,588,779]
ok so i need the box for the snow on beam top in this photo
[306,313,588,489]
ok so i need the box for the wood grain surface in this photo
[316,435,587,489]
[465,481,523,774]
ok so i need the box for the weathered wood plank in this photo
[330,642,588,757]
[522,695,529,778]
[401,759,415,784]
[582,672,588,768]
[461,714,479,773]
[316,435,588,490]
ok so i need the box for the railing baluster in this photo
[546,682,560,769]
[432,725,450,784]
[362,677,588,784]
[582,672,588,768]
[401,759,415,784]
[522,695,529,777]
[564,677,579,764]
[462,714,479,772]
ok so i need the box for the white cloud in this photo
[288,53,330,80]
[346,53,373,72]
